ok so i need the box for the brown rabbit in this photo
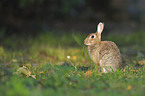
[84,22,122,73]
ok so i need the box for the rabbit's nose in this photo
[84,41,90,46]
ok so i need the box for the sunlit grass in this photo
[0,30,145,96]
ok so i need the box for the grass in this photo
[0,30,145,96]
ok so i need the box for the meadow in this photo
[0,30,145,96]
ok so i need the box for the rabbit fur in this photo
[84,22,122,73]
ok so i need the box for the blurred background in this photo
[0,0,145,68]
[0,0,145,38]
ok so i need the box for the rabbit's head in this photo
[84,22,104,46]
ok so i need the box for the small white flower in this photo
[67,56,70,59]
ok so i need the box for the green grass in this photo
[0,30,145,96]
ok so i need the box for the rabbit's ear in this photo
[96,22,104,41]
[97,22,104,34]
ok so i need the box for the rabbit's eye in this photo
[91,35,95,39]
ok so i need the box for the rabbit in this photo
[84,22,122,73]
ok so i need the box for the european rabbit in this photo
[84,22,122,73]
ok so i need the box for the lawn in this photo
[0,30,145,96]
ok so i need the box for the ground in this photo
[0,30,145,96]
